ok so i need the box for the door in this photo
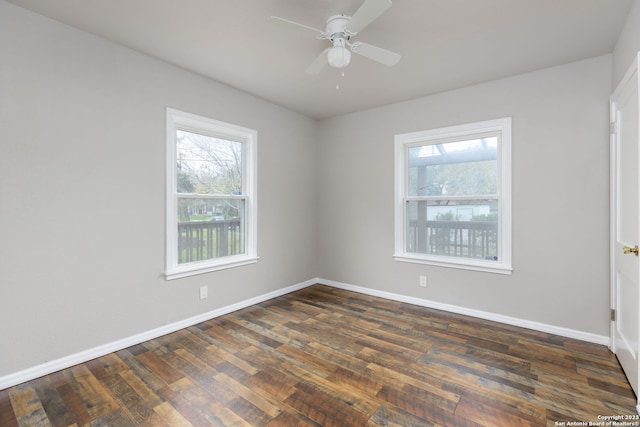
[611,52,640,397]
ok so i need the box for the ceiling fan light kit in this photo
[269,0,400,75]
[327,38,351,68]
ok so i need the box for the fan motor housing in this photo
[326,15,352,40]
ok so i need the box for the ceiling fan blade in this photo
[351,42,400,66]
[269,16,325,38]
[347,0,392,34]
[305,49,329,75]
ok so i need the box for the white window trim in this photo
[166,108,258,280]
[394,117,512,275]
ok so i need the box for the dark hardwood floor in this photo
[1,284,637,426]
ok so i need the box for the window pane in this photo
[177,197,245,264]
[406,199,498,260]
[176,130,242,195]
[408,137,497,196]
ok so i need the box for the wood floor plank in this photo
[1,284,636,426]
[284,319,365,356]
[224,396,272,427]
[368,404,438,427]
[587,376,637,400]
[276,344,341,378]
[164,377,229,426]
[213,372,283,419]
[118,368,163,409]
[100,372,153,424]
[64,364,120,420]
[85,358,111,381]
[376,384,478,426]
[114,349,168,393]
[303,341,371,374]
[54,380,93,425]
[161,349,231,403]
[285,382,371,427]
[205,345,260,376]
[136,351,184,386]
[325,366,384,396]
[280,361,380,417]
[0,388,19,427]
[152,401,193,426]
[242,368,298,402]
[424,345,538,395]
[202,325,253,353]
[7,384,49,426]
[454,394,541,427]
[364,361,461,403]
[97,352,130,376]
[456,387,547,425]
[264,410,318,427]
[32,376,78,427]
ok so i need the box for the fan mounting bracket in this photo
[326,15,353,40]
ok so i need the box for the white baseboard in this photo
[1,276,610,391]
[0,278,315,390]
[314,278,610,346]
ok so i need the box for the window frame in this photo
[166,108,258,280]
[394,117,512,275]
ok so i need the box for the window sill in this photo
[166,256,259,280]
[393,254,512,275]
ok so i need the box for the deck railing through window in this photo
[178,219,242,263]
[407,220,498,260]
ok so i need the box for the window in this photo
[394,118,512,274]
[166,108,257,279]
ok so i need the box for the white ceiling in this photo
[7,0,634,119]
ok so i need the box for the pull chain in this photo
[336,71,346,91]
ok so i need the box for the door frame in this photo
[610,51,640,410]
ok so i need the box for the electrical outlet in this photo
[199,286,208,300]
[419,275,427,288]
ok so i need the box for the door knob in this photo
[623,245,639,256]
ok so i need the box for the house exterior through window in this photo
[394,117,512,274]
[166,108,257,279]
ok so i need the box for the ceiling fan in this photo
[269,0,401,75]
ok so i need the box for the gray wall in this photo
[0,1,318,377]
[316,55,612,336]
[613,0,640,87]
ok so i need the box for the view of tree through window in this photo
[166,108,257,279]
[175,130,245,264]
[176,130,242,196]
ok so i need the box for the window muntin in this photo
[167,109,257,279]
[395,118,511,274]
